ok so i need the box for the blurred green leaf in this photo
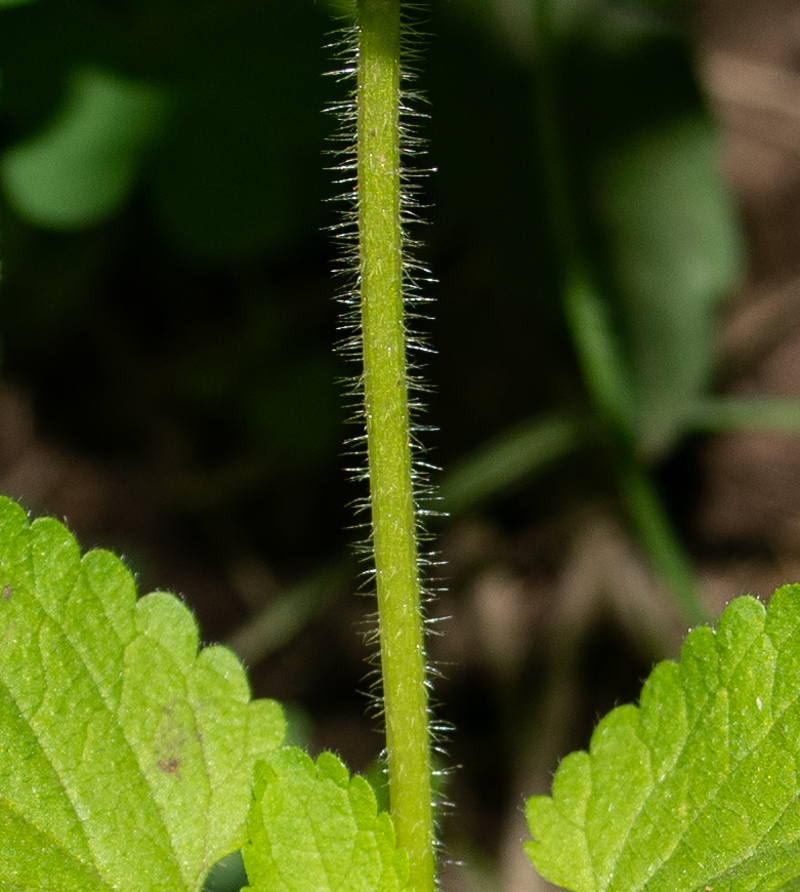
[596,113,744,457]
[1,66,167,229]
[534,0,684,56]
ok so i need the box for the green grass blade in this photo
[687,397,800,433]
[440,414,588,515]
[619,459,709,627]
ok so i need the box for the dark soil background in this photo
[1,1,799,890]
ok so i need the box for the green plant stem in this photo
[356,2,435,891]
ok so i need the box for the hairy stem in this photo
[356,1,435,890]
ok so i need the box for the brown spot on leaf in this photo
[2,585,11,601]
[157,757,181,778]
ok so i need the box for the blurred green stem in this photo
[357,1,435,890]
[531,0,708,626]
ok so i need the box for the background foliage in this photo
[0,1,797,890]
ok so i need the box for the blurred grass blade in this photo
[564,271,639,441]
[620,459,708,626]
[532,0,707,627]
[687,397,800,433]
[224,561,349,667]
[440,414,588,515]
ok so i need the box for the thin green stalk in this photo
[356,2,435,890]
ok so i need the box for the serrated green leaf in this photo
[525,585,800,892]
[243,747,411,892]
[1,66,166,229]
[0,495,285,891]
